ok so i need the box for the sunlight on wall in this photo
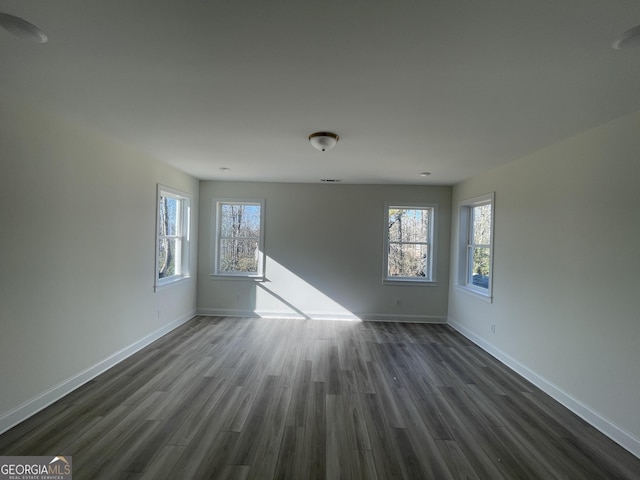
[255,257,362,321]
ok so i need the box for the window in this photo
[155,185,191,290]
[384,204,436,283]
[458,192,494,299]
[212,199,265,278]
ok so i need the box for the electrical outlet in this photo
[394,299,401,307]
[491,324,496,333]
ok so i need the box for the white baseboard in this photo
[360,313,447,323]
[197,308,360,321]
[197,308,261,318]
[197,308,447,323]
[448,318,640,459]
[0,310,195,436]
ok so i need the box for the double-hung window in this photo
[155,185,191,290]
[212,199,265,278]
[458,192,494,300]
[384,204,436,283]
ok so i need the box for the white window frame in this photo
[155,185,191,291]
[211,198,265,279]
[383,203,437,285]
[457,192,495,302]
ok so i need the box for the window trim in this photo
[383,202,437,285]
[154,185,192,291]
[457,192,495,302]
[211,198,266,280]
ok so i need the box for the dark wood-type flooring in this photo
[1,316,639,479]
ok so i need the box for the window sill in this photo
[456,285,493,303]
[210,274,266,282]
[383,278,438,287]
[154,275,191,292]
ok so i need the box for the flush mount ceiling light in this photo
[612,24,640,50]
[309,132,339,152]
[0,13,48,43]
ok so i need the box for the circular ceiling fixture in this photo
[0,13,48,43]
[612,24,640,50]
[309,132,339,152]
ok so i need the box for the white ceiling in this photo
[2,0,640,185]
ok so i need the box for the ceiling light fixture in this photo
[612,24,640,50]
[309,132,339,152]
[0,13,48,43]
[420,172,432,177]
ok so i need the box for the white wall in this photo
[0,97,199,432]
[448,109,640,456]
[198,181,451,321]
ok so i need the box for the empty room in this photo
[1,1,639,479]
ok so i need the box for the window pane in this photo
[388,208,430,243]
[219,239,259,273]
[471,246,491,289]
[472,204,491,245]
[220,204,261,238]
[159,196,180,236]
[158,237,177,278]
[388,243,429,278]
[459,193,493,296]
[156,187,191,287]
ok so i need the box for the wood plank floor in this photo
[1,316,639,479]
